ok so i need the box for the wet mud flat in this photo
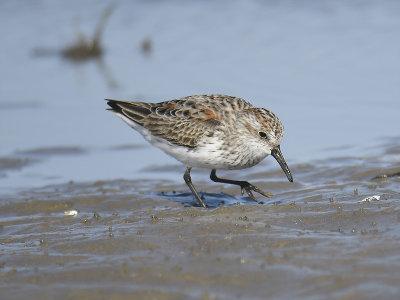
[1,153,400,300]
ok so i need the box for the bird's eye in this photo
[258,131,267,139]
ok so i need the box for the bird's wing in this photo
[106,98,224,148]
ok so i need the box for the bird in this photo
[106,94,293,208]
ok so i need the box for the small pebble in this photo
[64,210,78,216]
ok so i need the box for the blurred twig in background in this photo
[61,2,116,62]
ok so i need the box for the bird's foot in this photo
[240,182,272,201]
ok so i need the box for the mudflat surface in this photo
[1,145,400,299]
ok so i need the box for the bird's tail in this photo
[106,99,152,126]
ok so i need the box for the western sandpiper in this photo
[106,94,293,208]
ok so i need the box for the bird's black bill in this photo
[271,146,293,182]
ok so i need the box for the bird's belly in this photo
[157,137,268,170]
[187,148,267,169]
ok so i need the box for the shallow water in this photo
[1,0,400,299]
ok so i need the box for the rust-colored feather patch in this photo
[202,107,221,121]
[187,106,221,123]
[254,109,270,130]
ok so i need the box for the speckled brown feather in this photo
[107,95,253,148]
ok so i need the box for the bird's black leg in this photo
[210,169,272,201]
[183,167,206,208]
